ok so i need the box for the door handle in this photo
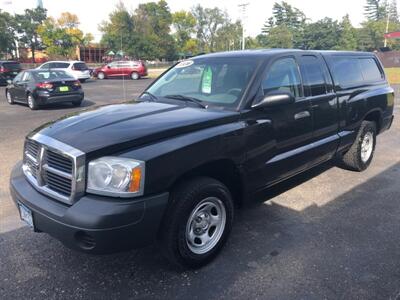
[294,111,311,120]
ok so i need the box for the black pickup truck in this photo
[10,49,394,268]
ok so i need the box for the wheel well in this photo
[364,110,382,133]
[172,159,244,207]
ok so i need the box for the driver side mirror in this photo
[107,65,111,69]
[6,79,12,85]
[252,91,295,109]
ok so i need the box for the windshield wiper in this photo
[164,94,207,109]
[141,91,158,102]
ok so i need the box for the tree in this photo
[266,25,293,48]
[134,0,176,60]
[191,5,228,52]
[15,7,47,63]
[364,0,388,21]
[214,20,242,51]
[0,10,17,58]
[261,1,306,48]
[357,19,400,50]
[38,13,84,58]
[388,0,399,22]
[303,18,341,50]
[172,10,196,54]
[337,15,357,50]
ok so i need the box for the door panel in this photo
[299,54,339,164]
[244,56,314,192]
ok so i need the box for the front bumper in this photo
[10,162,169,254]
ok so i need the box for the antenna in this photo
[238,2,249,50]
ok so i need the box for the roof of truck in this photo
[194,49,374,59]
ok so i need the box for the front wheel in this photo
[6,90,14,104]
[97,72,105,80]
[159,177,234,269]
[27,93,38,110]
[130,72,139,80]
[338,120,377,171]
[72,99,82,107]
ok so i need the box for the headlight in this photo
[87,157,145,197]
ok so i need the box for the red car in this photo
[94,61,148,80]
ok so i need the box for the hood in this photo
[31,101,239,154]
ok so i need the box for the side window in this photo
[13,72,23,82]
[300,56,327,97]
[39,63,48,69]
[330,57,363,88]
[108,62,117,68]
[359,58,383,82]
[22,72,31,82]
[56,63,69,68]
[262,57,302,98]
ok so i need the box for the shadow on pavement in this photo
[1,162,400,299]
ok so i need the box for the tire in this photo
[6,90,14,104]
[159,177,234,269]
[339,121,377,171]
[97,72,105,80]
[27,93,38,110]
[130,72,139,80]
[72,99,82,107]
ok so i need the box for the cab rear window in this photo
[330,56,383,88]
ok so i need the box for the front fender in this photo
[119,121,246,195]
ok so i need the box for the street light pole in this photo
[384,5,390,47]
[238,3,249,50]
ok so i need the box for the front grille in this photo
[22,134,85,205]
[46,150,73,173]
[44,170,72,196]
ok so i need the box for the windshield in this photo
[146,57,259,108]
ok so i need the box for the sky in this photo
[1,0,371,41]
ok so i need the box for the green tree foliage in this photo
[214,21,242,52]
[364,0,388,21]
[15,7,47,62]
[303,18,341,50]
[337,15,357,50]
[172,10,196,54]
[191,5,228,52]
[357,19,400,50]
[38,13,86,58]
[100,1,176,60]
[261,1,306,48]
[0,10,17,58]
[266,25,294,48]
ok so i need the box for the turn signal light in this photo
[129,168,142,193]
[73,80,81,87]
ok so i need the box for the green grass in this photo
[385,68,400,85]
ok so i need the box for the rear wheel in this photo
[97,72,105,80]
[6,90,14,104]
[27,93,38,110]
[130,72,139,80]
[159,177,234,269]
[72,99,82,107]
[338,121,377,171]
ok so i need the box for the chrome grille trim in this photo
[22,133,85,205]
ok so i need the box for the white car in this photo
[37,61,91,82]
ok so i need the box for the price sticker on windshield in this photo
[201,66,212,94]
[175,60,194,68]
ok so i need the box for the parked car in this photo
[10,49,394,268]
[93,60,148,80]
[5,69,84,110]
[0,61,23,85]
[37,61,91,82]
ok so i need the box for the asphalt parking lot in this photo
[1,79,400,299]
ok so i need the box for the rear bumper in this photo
[35,91,84,104]
[10,162,169,254]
